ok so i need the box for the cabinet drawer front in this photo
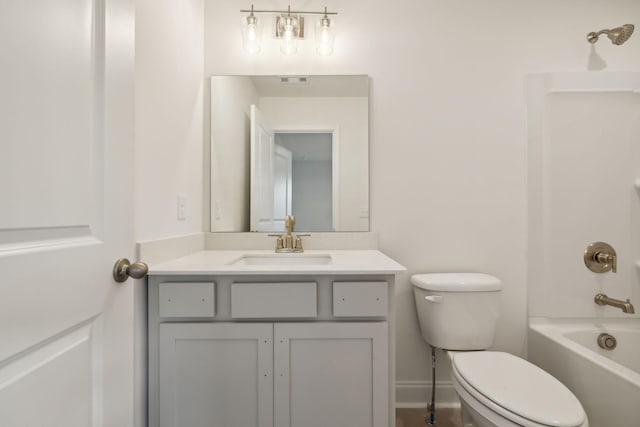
[333,281,388,317]
[231,282,317,319]
[159,282,215,318]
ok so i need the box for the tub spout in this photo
[594,293,635,314]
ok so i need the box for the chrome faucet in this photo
[269,215,309,253]
[594,293,635,314]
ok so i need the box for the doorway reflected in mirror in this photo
[210,75,369,233]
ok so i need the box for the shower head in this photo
[587,24,634,45]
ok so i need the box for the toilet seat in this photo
[451,352,586,427]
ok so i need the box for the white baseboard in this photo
[395,381,460,408]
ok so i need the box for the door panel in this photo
[0,0,135,426]
[0,323,93,427]
[0,0,94,232]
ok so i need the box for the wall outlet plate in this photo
[177,194,187,220]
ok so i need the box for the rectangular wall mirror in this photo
[210,75,369,232]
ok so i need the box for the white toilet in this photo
[411,273,588,427]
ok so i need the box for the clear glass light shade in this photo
[315,17,336,55]
[278,16,299,55]
[242,15,262,54]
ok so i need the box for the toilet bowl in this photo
[411,273,588,427]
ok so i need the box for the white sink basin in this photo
[229,254,333,266]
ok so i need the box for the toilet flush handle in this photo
[424,295,443,303]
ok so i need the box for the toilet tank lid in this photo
[410,273,502,292]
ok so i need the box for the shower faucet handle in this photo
[595,251,617,273]
[584,242,617,273]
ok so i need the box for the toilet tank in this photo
[411,273,502,350]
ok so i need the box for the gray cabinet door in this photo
[159,323,273,427]
[273,322,388,427]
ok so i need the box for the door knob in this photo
[113,258,149,282]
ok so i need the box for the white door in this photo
[272,145,293,231]
[250,104,276,231]
[0,1,136,426]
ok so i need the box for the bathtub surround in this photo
[135,0,640,413]
[526,71,640,319]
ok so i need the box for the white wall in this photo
[134,2,204,425]
[210,76,258,231]
[135,0,204,242]
[260,97,369,231]
[201,0,640,405]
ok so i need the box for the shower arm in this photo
[587,30,609,44]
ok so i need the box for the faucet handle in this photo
[595,251,617,273]
[584,242,617,273]
[268,234,284,250]
[293,234,310,252]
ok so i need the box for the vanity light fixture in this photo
[240,5,337,55]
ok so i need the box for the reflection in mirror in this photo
[210,75,369,232]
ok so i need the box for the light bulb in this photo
[320,25,330,42]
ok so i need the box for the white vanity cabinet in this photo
[147,274,396,427]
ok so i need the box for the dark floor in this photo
[396,407,463,427]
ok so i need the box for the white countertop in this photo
[149,250,406,275]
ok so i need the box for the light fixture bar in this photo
[240,8,337,16]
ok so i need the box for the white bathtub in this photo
[528,318,640,427]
